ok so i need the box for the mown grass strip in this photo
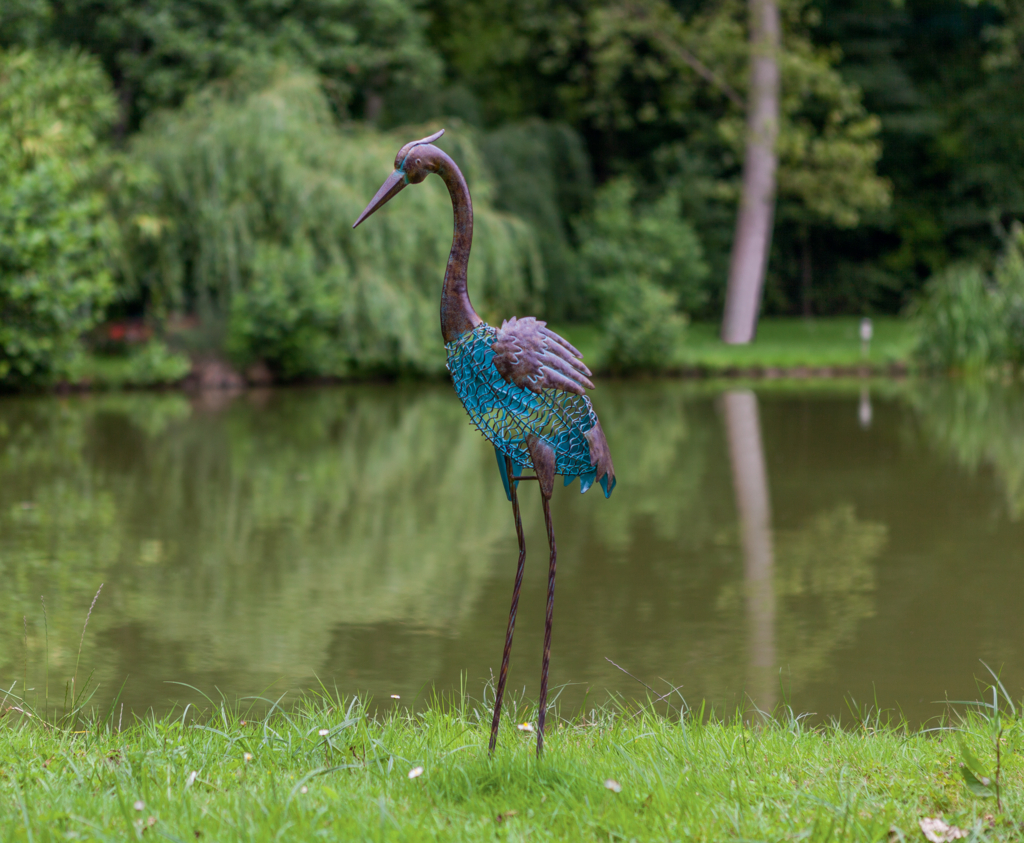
[559,316,919,376]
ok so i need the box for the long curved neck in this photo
[433,150,481,343]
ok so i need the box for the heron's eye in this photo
[415,158,421,165]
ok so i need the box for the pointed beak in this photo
[352,170,407,228]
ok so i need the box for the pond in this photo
[1,379,1023,725]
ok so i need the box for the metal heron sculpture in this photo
[353,129,616,756]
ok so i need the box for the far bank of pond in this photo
[1,377,1022,724]
[67,316,920,391]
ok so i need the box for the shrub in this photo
[599,278,687,373]
[575,177,704,371]
[78,341,192,389]
[913,225,1024,373]
[994,223,1024,368]
[912,264,1003,373]
[578,178,709,316]
[0,48,118,387]
[121,69,543,378]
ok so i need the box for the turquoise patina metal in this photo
[445,323,612,500]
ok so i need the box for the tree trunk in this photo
[721,0,781,344]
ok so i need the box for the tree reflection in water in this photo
[3,380,1022,722]
[722,390,777,714]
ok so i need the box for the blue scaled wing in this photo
[447,320,615,498]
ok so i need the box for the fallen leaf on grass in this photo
[919,817,967,842]
[496,810,518,823]
[604,779,622,793]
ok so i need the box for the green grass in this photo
[1,686,1020,841]
[558,317,919,375]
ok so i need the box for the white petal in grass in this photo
[319,729,330,736]
[604,779,622,793]
[300,786,308,794]
[243,753,253,762]
[187,771,198,786]
[517,723,534,732]
[133,800,145,811]
[919,818,967,842]
[408,767,424,779]
[391,695,401,699]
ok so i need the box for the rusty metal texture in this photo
[489,456,528,754]
[353,129,616,757]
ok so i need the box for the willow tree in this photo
[118,69,543,378]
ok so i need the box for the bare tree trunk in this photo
[721,0,781,344]
[722,390,777,715]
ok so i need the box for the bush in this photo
[994,224,1024,368]
[121,69,544,378]
[0,48,118,387]
[575,177,704,371]
[578,178,709,315]
[913,225,1024,373]
[79,341,192,389]
[912,264,1002,373]
[599,278,687,373]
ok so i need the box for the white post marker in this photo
[859,317,873,360]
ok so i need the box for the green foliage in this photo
[479,120,594,319]
[0,47,118,387]
[79,341,192,389]
[0,0,52,47]
[579,178,709,313]
[575,177,703,370]
[599,278,687,373]
[426,0,891,317]
[120,69,543,377]
[38,0,442,128]
[995,224,1024,368]
[913,265,1003,373]
[913,227,1024,372]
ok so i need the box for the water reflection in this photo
[0,380,1022,723]
[722,391,777,713]
[907,380,1024,519]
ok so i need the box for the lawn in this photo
[1,688,1019,841]
[558,317,919,376]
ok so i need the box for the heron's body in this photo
[353,129,615,755]
[447,323,614,499]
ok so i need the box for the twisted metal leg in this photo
[536,494,557,757]
[489,456,527,754]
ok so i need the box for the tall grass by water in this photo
[1,676,1022,841]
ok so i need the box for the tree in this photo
[0,47,118,386]
[721,0,781,343]
[118,70,544,377]
[35,0,442,130]
[423,0,889,319]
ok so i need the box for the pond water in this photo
[1,379,1023,725]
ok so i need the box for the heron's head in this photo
[352,129,445,228]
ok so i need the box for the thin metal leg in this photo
[489,456,526,754]
[536,494,557,757]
